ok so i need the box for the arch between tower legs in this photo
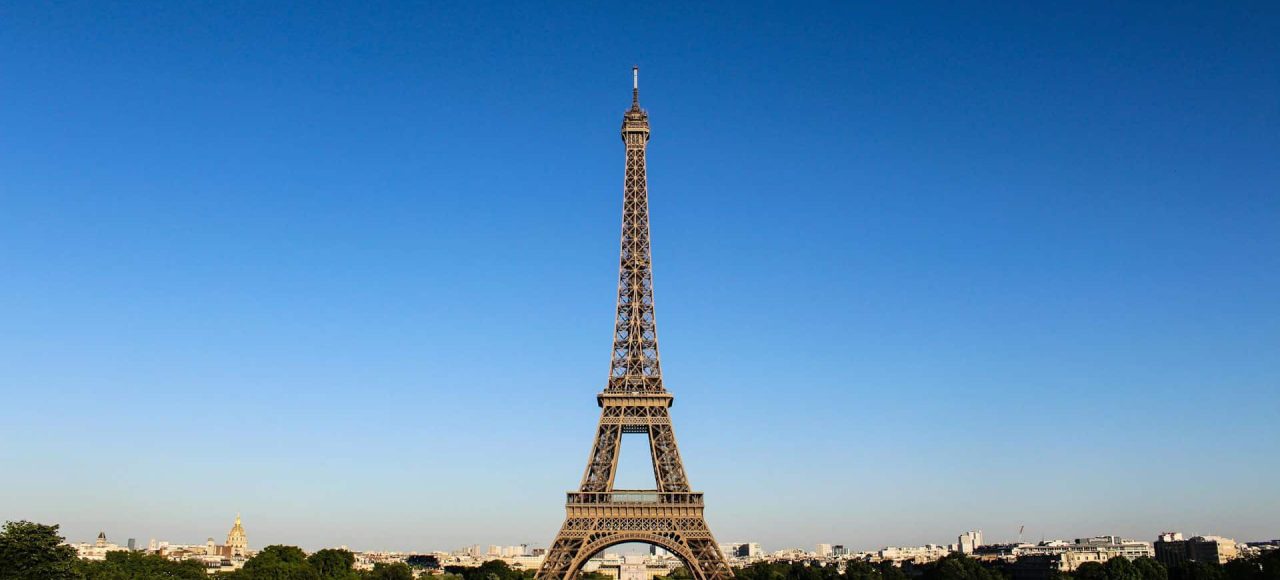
[560,532,725,580]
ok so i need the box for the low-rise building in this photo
[70,532,130,561]
[877,544,949,564]
[1155,533,1239,566]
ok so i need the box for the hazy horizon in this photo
[2,1,1277,553]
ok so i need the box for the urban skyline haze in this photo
[1,1,1277,553]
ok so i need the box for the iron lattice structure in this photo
[537,69,734,580]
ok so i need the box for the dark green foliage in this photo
[1223,559,1263,580]
[405,555,440,570]
[1260,551,1280,580]
[1219,551,1280,580]
[79,550,206,579]
[655,566,693,580]
[240,545,319,580]
[879,560,909,580]
[844,561,880,580]
[734,561,787,580]
[0,520,81,580]
[1055,551,1280,580]
[1134,558,1169,580]
[1076,563,1111,580]
[1169,561,1224,580]
[920,554,1007,580]
[444,559,536,580]
[732,560,845,580]
[307,549,357,579]
[364,562,413,580]
[1106,558,1143,580]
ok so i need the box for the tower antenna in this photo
[632,66,639,106]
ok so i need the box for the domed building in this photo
[224,514,248,558]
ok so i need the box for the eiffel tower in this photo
[536,68,734,580]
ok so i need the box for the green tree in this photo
[0,520,81,580]
[1261,550,1280,580]
[879,561,908,580]
[922,554,1004,580]
[79,550,207,580]
[1107,557,1143,580]
[447,560,530,580]
[735,561,787,580]
[1076,563,1110,580]
[240,545,319,580]
[307,549,356,580]
[844,560,882,580]
[1133,557,1169,580]
[404,555,440,571]
[1223,558,1263,580]
[362,562,413,580]
[1169,562,1224,580]
[659,567,694,580]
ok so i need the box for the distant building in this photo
[817,544,833,558]
[619,554,648,580]
[1004,536,1156,580]
[959,531,984,555]
[974,536,1151,567]
[720,542,762,560]
[1155,533,1239,566]
[833,545,848,557]
[71,532,129,561]
[127,538,136,551]
[878,545,949,564]
[973,543,1023,562]
[1243,541,1280,556]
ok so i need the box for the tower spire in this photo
[614,65,656,392]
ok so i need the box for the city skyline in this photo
[52,515,1273,558]
[2,0,1278,555]
[52,511,1273,579]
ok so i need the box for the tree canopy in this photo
[0,520,81,580]
[307,549,358,580]
[78,550,206,580]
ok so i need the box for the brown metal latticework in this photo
[537,68,734,580]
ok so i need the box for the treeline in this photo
[0,521,419,580]
[438,560,610,580]
[710,552,1280,580]
[217,545,416,579]
[1069,552,1280,580]
[7,521,1279,580]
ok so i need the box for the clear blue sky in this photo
[1,1,1277,553]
